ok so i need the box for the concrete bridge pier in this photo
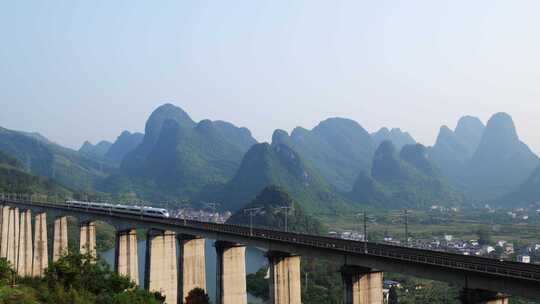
[215,241,247,304]
[6,207,19,267]
[79,221,96,258]
[115,229,139,284]
[267,251,301,304]
[17,210,32,276]
[32,212,48,277]
[145,229,178,304]
[341,266,383,304]
[178,235,206,303]
[53,216,69,261]
[460,289,509,304]
[0,206,10,258]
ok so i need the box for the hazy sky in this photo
[1,1,539,153]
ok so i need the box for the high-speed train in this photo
[66,200,170,218]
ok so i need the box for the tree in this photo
[0,252,163,304]
[41,252,164,303]
[184,287,210,304]
[0,258,15,286]
[477,228,492,246]
[388,286,399,304]
[246,267,269,301]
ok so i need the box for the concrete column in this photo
[0,206,10,258]
[267,251,301,304]
[341,266,383,304]
[215,241,247,304]
[53,216,69,261]
[178,236,206,302]
[17,210,32,277]
[79,221,96,258]
[115,229,139,284]
[32,213,48,277]
[460,289,510,304]
[6,207,19,267]
[145,230,177,304]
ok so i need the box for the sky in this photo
[1,1,539,153]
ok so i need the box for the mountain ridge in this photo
[280,117,375,192]
[110,103,257,199]
[79,140,113,159]
[202,136,351,214]
[464,113,539,199]
[0,126,111,191]
[371,127,416,151]
[351,141,464,209]
[105,131,144,163]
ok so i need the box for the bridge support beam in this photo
[17,210,32,277]
[267,251,301,304]
[215,241,247,304]
[53,216,69,261]
[80,221,96,258]
[460,289,509,304]
[6,207,19,267]
[178,236,206,303]
[32,213,48,277]
[341,266,383,304]
[0,206,10,258]
[115,229,139,284]
[145,229,177,304]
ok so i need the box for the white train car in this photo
[66,200,170,218]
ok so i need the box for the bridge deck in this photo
[2,197,540,298]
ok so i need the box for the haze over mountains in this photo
[371,127,416,151]
[116,103,257,198]
[201,131,347,214]
[0,150,70,195]
[465,113,539,199]
[429,113,539,201]
[428,116,485,189]
[105,131,144,163]
[498,166,540,206]
[79,140,113,159]
[0,126,111,191]
[351,142,464,209]
[1,102,539,214]
[273,118,375,192]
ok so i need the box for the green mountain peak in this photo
[211,140,348,214]
[112,104,256,200]
[283,118,375,192]
[352,141,463,209]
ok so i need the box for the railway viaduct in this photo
[1,194,539,304]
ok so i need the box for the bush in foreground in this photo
[0,253,164,304]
